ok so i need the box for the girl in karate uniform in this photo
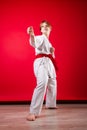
[27,20,57,121]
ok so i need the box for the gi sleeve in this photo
[29,35,43,49]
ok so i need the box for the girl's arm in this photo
[27,26,35,47]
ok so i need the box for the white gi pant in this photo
[30,57,57,116]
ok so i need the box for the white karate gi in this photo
[29,34,57,116]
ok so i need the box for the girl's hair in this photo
[40,20,52,30]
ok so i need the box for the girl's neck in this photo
[42,33,50,39]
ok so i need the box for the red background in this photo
[0,0,87,101]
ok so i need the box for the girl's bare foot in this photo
[26,113,36,121]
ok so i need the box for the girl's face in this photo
[40,22,51,35]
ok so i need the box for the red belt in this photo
[35,54,58,71]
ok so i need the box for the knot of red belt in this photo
[35,54,58,71]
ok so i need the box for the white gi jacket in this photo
[29,34,56,78]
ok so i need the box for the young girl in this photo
[27,20,57,121]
